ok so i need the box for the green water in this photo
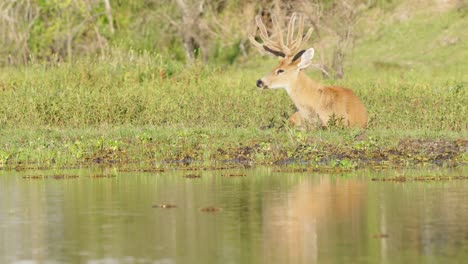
[1,167,467,264]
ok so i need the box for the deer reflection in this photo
[262,176,367,264]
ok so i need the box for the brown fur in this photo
[260,59,368,129]
[250,12,367,129]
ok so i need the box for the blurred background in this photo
[1,0,466,77]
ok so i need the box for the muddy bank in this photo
[7,138,465,171]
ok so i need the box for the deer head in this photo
[249,13,314,91]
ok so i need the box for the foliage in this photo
[1,0,466,67]
[0,47,465,130]
[0,2,466,168]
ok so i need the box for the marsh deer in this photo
[249,13,368,128]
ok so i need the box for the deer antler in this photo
[248,15,285,57]
[249,12,314,58]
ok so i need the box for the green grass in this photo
[1,52,465,130]
[0,124,465,170]
[0,9,466,169]
[351,5,468,72]
[0,55,465,169]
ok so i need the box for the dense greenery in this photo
[0,2,466,169]
[0,52,465,130]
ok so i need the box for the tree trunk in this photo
[175,0,207,63]
[332,46,344,79]
[103,0,115,34]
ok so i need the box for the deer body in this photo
[250,13,368,128]
[285,71,367,128]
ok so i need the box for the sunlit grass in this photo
[0,9,466,168]
[0,52,465,131]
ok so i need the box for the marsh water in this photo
[1,167,467,264]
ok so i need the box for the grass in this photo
[1,52,465,130]
[0,56,465,170]
[0,125,465,170]
[0,9,466,170]
[352,8,468,73]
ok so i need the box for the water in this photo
[1,167,467,264]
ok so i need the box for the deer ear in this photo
[297,48,315,70]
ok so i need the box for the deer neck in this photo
[288,71,322,109]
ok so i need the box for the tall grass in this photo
[0,7,466,168]
[0,51,465,132]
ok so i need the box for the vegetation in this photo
[0,1,466,170]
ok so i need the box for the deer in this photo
[249,13,368,129]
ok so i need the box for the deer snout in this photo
[256,79,265,89]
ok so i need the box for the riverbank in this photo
[1,60,466,171]
[1,126,466,171]
[1,8,466,171]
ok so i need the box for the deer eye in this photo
[276,69,285,75]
